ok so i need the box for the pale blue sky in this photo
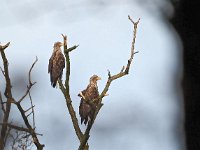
[0,0,185,150]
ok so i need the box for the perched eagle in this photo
[78,75,101,125]
[48,42,65,88]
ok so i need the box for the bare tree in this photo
[0,15,140,150]
[0,43,44,150]
[57,16,140,150]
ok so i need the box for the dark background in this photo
[170,0,200,150]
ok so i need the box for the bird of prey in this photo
[48,42,65,88]
[78,75,101,125]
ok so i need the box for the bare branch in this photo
[28,56,38,85]
[120,66,125,73]
[15,102,44,149]
[4,125,12,148]
[107,70,111,79]
[18,57,37,103]
[67,45,79,52]
[11,56,43,149]
[0,42,13,149]
[58,79,83,140]
[0,66,5,76]
[99,15,140,101]
[58,34,83,142]
[9,130,34,150]
[18,86,32,103]
[28,91,35,128]
[26,111,33,118]
[0,91,6,114]
[0,42,43,149]
[125,16,140,74]
[0,123,31,133]
[24,105,35,113]
[0,123,42,138]
[0,42,10,51]
[78,15,140,150]
[61,34,67,50]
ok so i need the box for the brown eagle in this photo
[78,75,101,125]
[48,42,65,88]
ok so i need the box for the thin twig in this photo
[15,102,44,149]
[0,66,5,76]
[67,45,79,52]
[9,130,34,149]
[107,70,111,79]
[18,57,37,103]
[15,56,43,149]
[0,123,30,133]
[0,42,10,51]
[0,123,42,137]
[26,111,33,118]
[28,56,38,85]
[120,66,125,73]
[28,91,35,128]
[24,105,35,113]
[0,91,6,114]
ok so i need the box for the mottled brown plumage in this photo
[48,42,65,88]
[78,75,101,125]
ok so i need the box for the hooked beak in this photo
[97,76,101,80]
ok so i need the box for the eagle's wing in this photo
[48,55,54,85]
[87,86,99,123]
[55,52,65,79]
[86,86,99,101]
[48,56,53,73]
[79,86,99,125]
[49,51,65,87]
[79,99,91,125]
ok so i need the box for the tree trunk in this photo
[170,1,200,149]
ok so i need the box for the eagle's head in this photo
[90,75,101,85]
[54,42,63,48]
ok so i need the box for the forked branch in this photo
[78,15,140,150]
[14,58,44,149]
[0,42,13,149]
[58,35,83,141]
[0,46,44,150]
[57,15,140,150]
[18,57,37,103]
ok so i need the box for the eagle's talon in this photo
[79,75,101,126]
[79,92,86,100]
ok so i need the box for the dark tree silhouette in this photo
[0,43,44,150]
[170,0,200,149]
